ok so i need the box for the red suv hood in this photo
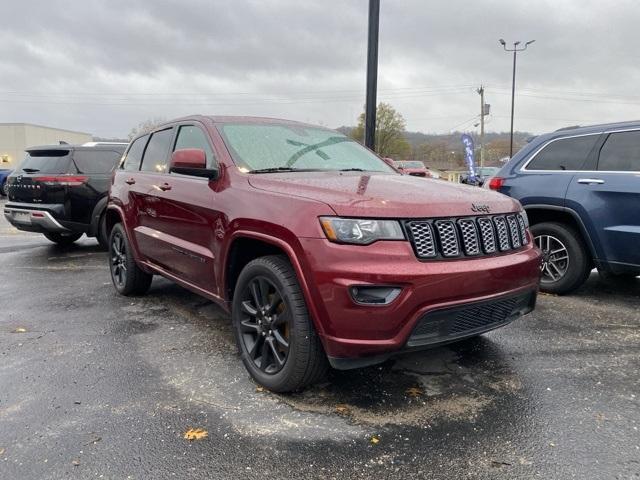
[248,172,520,218]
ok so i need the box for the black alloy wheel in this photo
[108,223,153,296]
[238,276,290,374]
[232,255,328,392]
[111,230,127,289]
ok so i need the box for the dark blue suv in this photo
[488,121,640,294]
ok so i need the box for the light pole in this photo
[499,38,535,158]
[365,0,380,151]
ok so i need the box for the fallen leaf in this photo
[0,447,5,455]
[184,428,208,441]
[12,328,27,333]
[405,386,423,398]
[71,459,80,466]
[335,404,350,415]
[370,435,380,445]
[255,386,265,393]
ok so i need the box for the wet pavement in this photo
[0,198,639,479]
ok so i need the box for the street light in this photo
[499,39,535,157]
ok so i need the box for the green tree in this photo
[351,103,411,159]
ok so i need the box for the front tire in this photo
[109,223,152,296]
[532,222,591,295]
[0,181,7,197]
[44,232,83,246]
[232,255,328,392]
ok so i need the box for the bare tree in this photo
[128,117,166,140]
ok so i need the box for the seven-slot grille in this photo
[406,213,529,260]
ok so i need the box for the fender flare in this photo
[523,204,599,260]
[223,230,326,336]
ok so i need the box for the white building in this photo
[0,123,92,169]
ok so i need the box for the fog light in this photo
[349,286,402,305]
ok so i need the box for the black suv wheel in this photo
[44,232,83,246]
[109,223,153,296]
[532,222,591,294]
[232,255,327,392]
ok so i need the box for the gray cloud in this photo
[0,0,639,138]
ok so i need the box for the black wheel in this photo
[96,212,108,250]
[0,181,7,197]
[232,255,327,392]
[43,232,83,246]
[109,223,152,296]
[532,222,591,295]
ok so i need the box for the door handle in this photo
[125,178,136,185]
[158,183,172,191]
[577,178,605,185]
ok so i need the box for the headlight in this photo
[319,217,404,245]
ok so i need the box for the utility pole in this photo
[499,38,535,158]
[364,0,380,151]
[477,85,485,168]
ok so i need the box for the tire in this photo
[43,232,83,246]
[0,181,7,197]
[232,255,328,392]
[96,212,108,250]
[109,223,152,296]
[531,222,591,295]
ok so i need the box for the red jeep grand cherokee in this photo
[107,115,541,392]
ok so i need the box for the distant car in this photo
[461,166,501,186]
[3,143,126,247]
[0,169,12,196]
[394,160,431,177]
[489,121,640,293]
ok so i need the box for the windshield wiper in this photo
[248,167,320,174]
[338,168,366,172]
[22,168,40,173]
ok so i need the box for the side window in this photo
[527,135,599,171]
[74,150,123,174]
[122,136,148,171]
[140,128,174,173]
[173,125,216,168]
[597,131,640,172]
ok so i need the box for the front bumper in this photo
[4,203,70,233]
[299,238,541,366]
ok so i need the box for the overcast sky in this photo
[1,0,639,139]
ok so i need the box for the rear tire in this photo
[532,222,591,295]
[232,255,328,392]
[109,223,152,296]
[44,232,83,246]
[0,181,7,197]
[96,212,108,250]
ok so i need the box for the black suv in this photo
[4,143,126,247]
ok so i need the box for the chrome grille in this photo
[457,219,480,255]
[434,220,459,257]
[406,213,528,260]
[406,221,437,258]
[493,216,511,251]
[477,217,497,254]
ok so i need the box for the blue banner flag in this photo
[461,134,477,182]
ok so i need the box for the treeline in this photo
[341,103,533,170]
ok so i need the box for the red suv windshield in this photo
[217,123,394,173]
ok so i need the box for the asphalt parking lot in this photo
[0,198,639,479]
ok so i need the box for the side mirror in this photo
[169,149,218,179]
